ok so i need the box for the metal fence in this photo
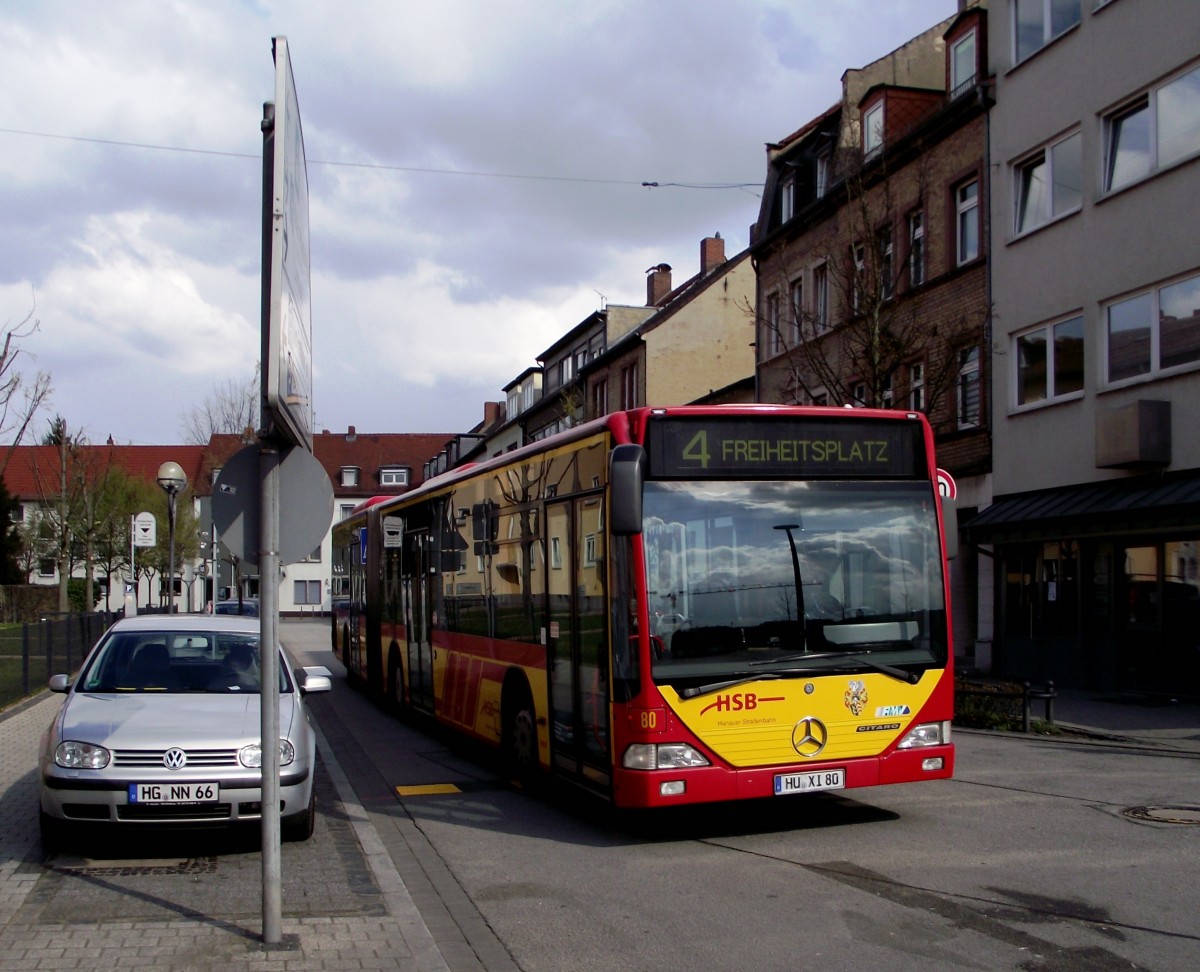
[0,612,122,710]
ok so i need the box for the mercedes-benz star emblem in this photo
[791,717,828,757]
[163,748,187,770]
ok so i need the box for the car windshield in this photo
[75,630,289,694]
[642,479,948,682]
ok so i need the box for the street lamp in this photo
[157,461,187,613]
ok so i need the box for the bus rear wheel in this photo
[387,649,406,716]
[503,687,537,783]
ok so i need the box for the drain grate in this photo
[53,857,219,876]
[1123,805,1200,825]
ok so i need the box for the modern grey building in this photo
[970,0,1200,695]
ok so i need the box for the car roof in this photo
[106,614,260,635]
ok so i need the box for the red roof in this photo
[2,444,211,500]
[2,429,455,502]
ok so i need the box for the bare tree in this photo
[755,155,984,430]
[180,365,260,445]
[0,300,53,475]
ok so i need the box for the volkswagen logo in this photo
[791,717,828,758]
[163,748,187,770]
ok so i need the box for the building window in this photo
[1015,315,1085,406]
[521,381,537,411]
[38,558,55,577]
[590,380,608,418]
[1106,271,1200,384]
[863,102,884,157]
[814,264,830,332]
[294,580,322,605]
[816,151,830,197]
[764,291,782,356]
[809,390,829,407]
[781,178,795,222]
[950,29,977,99]
[789,278,804,343]
[852,243,866,313]
[620,363,638,410]
[908,211,925,288]
[851,381,867,406]
[878,226,894,300]
[506,389,521,417]
[339,503,356,521]
[1014,0,1080,64]
[908,362,926,411]
[957,346,982,428]
[340,467,360,488]
[1015,131,1082,234]
[956,179,980,266]
[9,503,23,523]
[1105,64,1200,193]
[380,468,408,487]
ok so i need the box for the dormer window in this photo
[863,102,884,158]
[340,466,360,488]
[950,29,977,99]
[781,177,795,221]
[380,467,409,488]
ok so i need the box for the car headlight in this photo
[55,741,111,769]
[897,721,951,749]
[622,742,711,770]
[239,739,296,768]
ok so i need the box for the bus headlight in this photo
[622,743,711,770]
[897,721,951,749]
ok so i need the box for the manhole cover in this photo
[1123,805,1200,825]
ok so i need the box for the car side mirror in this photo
[48,674,71,693]
[298,666,333,694]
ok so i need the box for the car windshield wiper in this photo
[748,649,920,684]
[676,673,782,700]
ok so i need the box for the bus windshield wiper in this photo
[677,673,781,700]
[748,649,920,684]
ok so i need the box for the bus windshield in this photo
[641,479,948,683]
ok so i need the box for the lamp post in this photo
[157,461,187,613]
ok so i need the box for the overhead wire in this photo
[0,126,760,191]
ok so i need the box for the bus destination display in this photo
[645,416,925,479]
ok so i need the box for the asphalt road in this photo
[283,622,1200,972]
[15,620,1200,971]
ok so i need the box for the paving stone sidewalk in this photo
[0,690,451,971]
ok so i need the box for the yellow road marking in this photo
[395,784,462,797]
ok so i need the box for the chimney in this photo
[346,425,357,442]
[646,263,673,306]
[483,401,502,426]
[700,233,726,275]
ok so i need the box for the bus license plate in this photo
[128,782,219,805]
[774,769,845,795]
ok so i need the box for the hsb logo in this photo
[700,692,758,715]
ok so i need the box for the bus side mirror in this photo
[610,444,646,536]
[941,496,958,560]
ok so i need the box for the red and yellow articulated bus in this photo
[332,405,955,808]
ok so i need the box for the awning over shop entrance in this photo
[965,469,1200,543]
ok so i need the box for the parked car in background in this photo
[214,598,259,616]
[38,614,331,850]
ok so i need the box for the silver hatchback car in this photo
[39,615,331,849]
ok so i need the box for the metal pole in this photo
[259,443,283,944]
[167,491,177,614]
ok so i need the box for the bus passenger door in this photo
[546,496,611,787]
[406,531,435,712]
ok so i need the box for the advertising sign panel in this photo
[261,36,313,451]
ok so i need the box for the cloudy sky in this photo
[1,0,957,447]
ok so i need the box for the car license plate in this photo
[128,782,219,805]
[774,769,845,795]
